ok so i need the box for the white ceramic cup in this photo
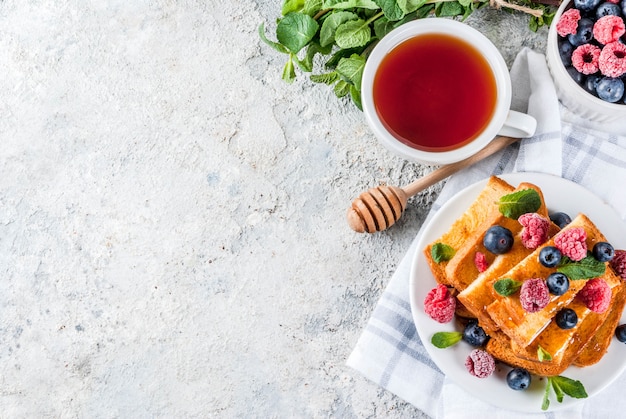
[361,18,537,165]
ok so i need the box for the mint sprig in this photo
[537,345,552,362]
[431,331,462,348]
[557,254,606,280]
[431,243,455,263]
[259,1,554,108]
[494,278,523,296]
[498,189,542,220]
[542,376,588,411]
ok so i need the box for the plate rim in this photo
[409,172,626,413]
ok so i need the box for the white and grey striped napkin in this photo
[347,48,626,418]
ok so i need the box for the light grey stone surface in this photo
[0,1,547,417]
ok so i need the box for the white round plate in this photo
[409,172,626,413]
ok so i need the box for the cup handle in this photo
[497,110,537,138]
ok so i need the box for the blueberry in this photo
[483,225,514,254]
[556,308,578,329]
[596,2,622,17]
[547,272,570,295]
[567,18,595,46]
[596,77,625,103]
[539,246,562,268]
[558,40,575,67]
[566,66,585,85]
[574,0,601,12]
[616,324,626,342]
[584,74,602,96]
[507,368,531,391]
[463,320,489,347]
[592,242,615,262]
[550,212,572,228]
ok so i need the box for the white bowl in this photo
[546,0,626,123]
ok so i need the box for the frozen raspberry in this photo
[557,8,582,37]
[599,42,626,78]
[519,213,551,249]
[474,251,489,273]
[593,15,625,45]
[554,227,588,261]
[424,284,456,323]
[572,44,601,75]
[578,278,611,313]
[465,349,495,378]
[610,250,626,280]
[520,278,550,313]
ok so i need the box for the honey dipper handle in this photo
[402,136,519,197]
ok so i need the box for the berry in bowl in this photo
[546,0,626,123]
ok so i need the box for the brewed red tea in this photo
[373,33,497,151]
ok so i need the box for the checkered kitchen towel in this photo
[347,48,626,418]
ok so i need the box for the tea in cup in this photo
[361,18,537,165]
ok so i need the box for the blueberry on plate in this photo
[483,225,514,254]
[556,308,578,329]
[596,1,622,18]
[559,40,575,67]
[596,77,625,103]
[593,242,615,262]
[574,0,601,11]
[550,212,572,228]
[463,320,489,347]
[507,368,531,390]
[616,324,626,342]
[539,246,562,268]
[547,272,570,295]
[567,18,595,46]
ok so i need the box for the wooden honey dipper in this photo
[347,136,519,233]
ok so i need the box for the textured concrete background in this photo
[0,1,547,417]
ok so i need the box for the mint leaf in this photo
[431,331,462,348]
[498,189,542,220]
[493,278,523,296]
[336,54,365,90]
[282,0,306,15]
[543,376,587,411]
[335,19,371,48]
[276,13,320,54]
[537,345,552,362]
[320,11,358,47]
[333,80,350,97]
[376,0,406,21]
[397,0,427,14]
[431,243,455,263]
[557,255,606,280]
[323,0,380,9]
[310,72,339,84]
[551,377,564,403]
[436,0,463,17]
[551,376,588,399]
[258,23,290,54]
[282,56,297,83]
[542,379,552,411]
[349,84,362,110]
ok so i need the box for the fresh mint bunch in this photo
[259,0,554,109]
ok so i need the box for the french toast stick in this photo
[485,214,612,348]
[423,176,514,287]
